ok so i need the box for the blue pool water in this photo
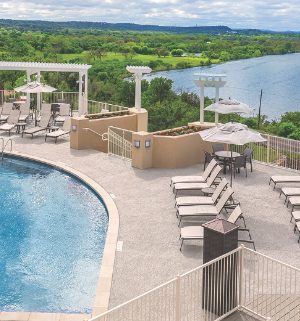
[0,157,108,313]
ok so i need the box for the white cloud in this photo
[0,0,299,31]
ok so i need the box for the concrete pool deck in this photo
[2,132,300,320]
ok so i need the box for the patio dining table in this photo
[215,151,241,174]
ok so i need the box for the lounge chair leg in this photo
[180,239,184,251]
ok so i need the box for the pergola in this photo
[0,61,92,115]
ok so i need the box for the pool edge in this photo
[2,151,119,321]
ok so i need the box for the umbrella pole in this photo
[230,148,233,187]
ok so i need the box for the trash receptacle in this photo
[202,218,239,316]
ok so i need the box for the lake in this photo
[144,53,300,120]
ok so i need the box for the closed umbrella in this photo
[15,81,56,125]
[200,122,266,185]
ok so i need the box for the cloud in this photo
[0,0,299,31]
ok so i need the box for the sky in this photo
[0,0,299,31]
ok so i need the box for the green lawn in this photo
[58,52,220,71]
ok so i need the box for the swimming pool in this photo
[0,157,108,313]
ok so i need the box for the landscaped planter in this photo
[154,125,205,136]
[85,110,130,119]
[152,126,213,168]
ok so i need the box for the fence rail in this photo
[87,100,128,114]
[108,126,133,160]
[232,134,300,172]
[89,246,300,321]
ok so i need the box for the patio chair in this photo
[170,158,218,186]
[280,187,300,204]
[54,103,70,124]
[243,147,253,172]
[45,117,71,143]
[22,114,51,138]
[19,102,30,122]
[175,178,228,208]
[0,109,20,135]
[0,102,13,123]
[204,151,214,170]
[179,205,255,251]
[176,186,234,226]
[173,165,222,197]
[269,175,300,190]
[212,143,225,155]
[232,155,247,178]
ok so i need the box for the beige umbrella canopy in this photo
[15,81,56,93]
[205,98,252,117]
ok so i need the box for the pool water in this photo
[0,157,108,313]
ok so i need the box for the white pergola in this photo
[0,61,92,115]
[194,74,227,124]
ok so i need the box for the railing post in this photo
[175,275,181,321]
[122,130,125,158]
[267,135,270,164]
[238,245,244,309]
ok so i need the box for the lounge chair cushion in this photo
[0,115,9,121]
[292,211,300,221]
[281,187,300,196]
[55,116,66,123]
[172,176,206,185]
[178,205,218,216]
[46,129,69,138]
[289,197,300,206]
[174,182,210,191]
[181,226,204,239]
[23,126,46,134]
[0,123,15,131]
[271,176,300,183]
[176,196,214,206]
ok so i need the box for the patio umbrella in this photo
[15,81,56,125]
[205,98,252,124]
[15,81,56,93]
[200,122,267,186]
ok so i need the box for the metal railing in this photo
[108,126,133,160]
[1,138,13,160]
[42,91,79,112]
[0,90,16,105]
[87,100,129,114]
[89,246,300,321]
[232,134,300,171]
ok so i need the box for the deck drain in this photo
[116,241,123,252]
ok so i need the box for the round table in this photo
[215,151,241,174]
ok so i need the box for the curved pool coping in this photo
[1,151,119,321]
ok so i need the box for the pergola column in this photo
[126,66,152,112]
[78,71,83,116]
[84,71,88,114]
[36,71,41,112]
[194,74,226,124]
[26,70,31,106]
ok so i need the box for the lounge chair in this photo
[45,117,71,143]
[0,102,13,123]
[179,205,255,251]
[19,102,31,122]
[177,187,234,226]
[54,103,70,124]
[170,158,218,186]
[287,196,300,212]
[173,165,222,197]
[22,114,51,138]
[175,178,228,208]
[0,109,20,135]
[280,187,300,204]
[269,175,300,189]
[37,104,52,122]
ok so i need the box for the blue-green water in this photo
[0,157,108,313]
[145,53,300,120]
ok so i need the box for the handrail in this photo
[1,138,13,160]
[82,128,108,141]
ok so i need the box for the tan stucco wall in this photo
[70,114,137,152]
[151,132,213,168]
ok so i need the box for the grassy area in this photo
[58,52,220,71]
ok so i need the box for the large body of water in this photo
[145,53,300,120]
[0,157,108,313]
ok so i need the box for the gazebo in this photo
[0,61,91,115]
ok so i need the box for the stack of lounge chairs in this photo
[270,174,300,243]
[171,159,256,251]
[0,109,20,135]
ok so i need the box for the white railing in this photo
[108,126,133,160]
[42,91,79,112]
[90,246,300,321]
[232,134,300,171]
[87,100,129,114]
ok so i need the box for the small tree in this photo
[171,49,184,57]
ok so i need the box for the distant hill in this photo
[0,19,298,34]
[0,19,231,34]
